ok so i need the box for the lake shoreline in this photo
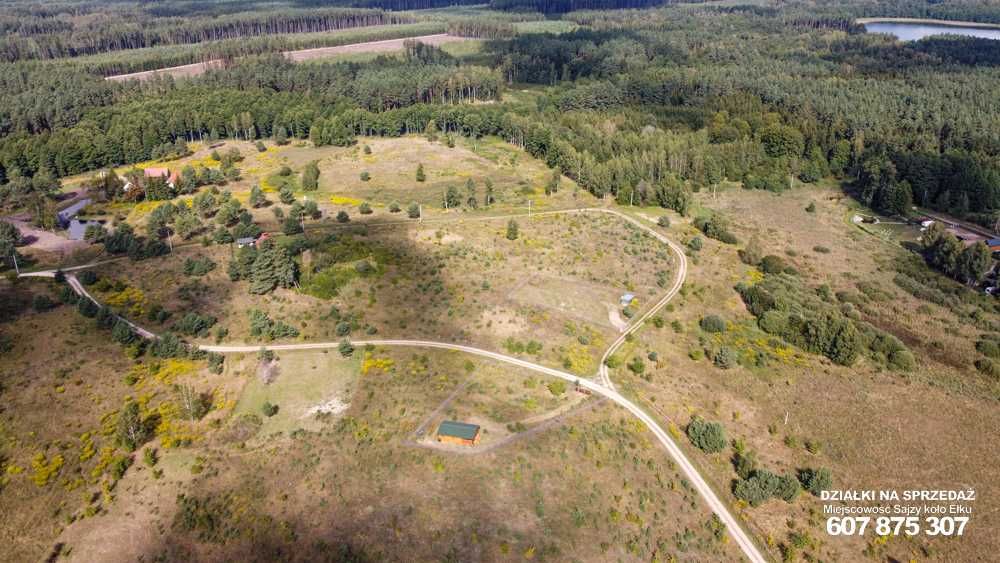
[856,17,1000,31]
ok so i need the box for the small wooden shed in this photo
[436,420,481,446]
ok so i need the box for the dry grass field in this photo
[87,210,673,379]
[604,184,1000,562]
[1,326,743,562]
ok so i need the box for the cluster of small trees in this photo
[228,240,298,295]
[737,275,915,370]
[687,415,835,508]
[248,309,299,341]
[920,222,993,286]
[694,214,738,245]
[103,222,170,262]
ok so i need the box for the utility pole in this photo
[528,199,532,218]
[419,204,423,222]
[11,252,19,275]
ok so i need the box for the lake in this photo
[864,21,1000,42]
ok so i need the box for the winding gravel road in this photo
[21,207,766,562]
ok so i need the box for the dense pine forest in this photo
[2,0,1000,227]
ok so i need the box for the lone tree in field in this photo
[484,178,495,206]
[415,163,426,182]
[249,184,266,208]
[506,219,519,241]
[443,186,460,209]
[117,399,150,451]
[301,161,320,191]
[407,202,421,219]
[273,125,289,146]
[545,169,560,195]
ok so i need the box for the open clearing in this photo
[105,33,467,82]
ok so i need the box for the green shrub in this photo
[32,294,55,312]
[688,236,702,251]
[694,214,738,244]
[657,216,670,228]
[976,339,1000,358]
[183,256,216,276]
[798,467,833,496]
[78,271,98,285]
[888,349,916,371]
[546,380,566,395]
[974,358,1000,379]
[261,402,279,417]
[758,310,788,335]
[813,245,830,254]
[805,202,816,213]
[759,255,787,274]
[248,310,298,341]
[713,347,737,369]
[686,416,726,453]
[700,315,726,333]
[627,356,645,374]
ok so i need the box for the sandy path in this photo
[105,34,465,82]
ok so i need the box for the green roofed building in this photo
[436,420,481,446]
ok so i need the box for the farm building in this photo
[436,420,480,446]
[988,238,1000,253]
[236,232,271,248]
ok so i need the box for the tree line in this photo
[0,7,414,62]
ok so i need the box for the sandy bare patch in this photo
[303,396,350,418]
[608,307,628,332]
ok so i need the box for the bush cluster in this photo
[248,309,299,341]
[694,214,738,245]
[686,416,726,453]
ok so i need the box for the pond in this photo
[864,21,1000,42]
[67,218,105,241]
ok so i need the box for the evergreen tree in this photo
[301,161,320,191]
[415,163,426,182]
[506,219,519,240]
[465,179,478,208]
[249,184,266,208]
[249,240,297,294]
[443,185,460,209]
[274,125,289,146]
